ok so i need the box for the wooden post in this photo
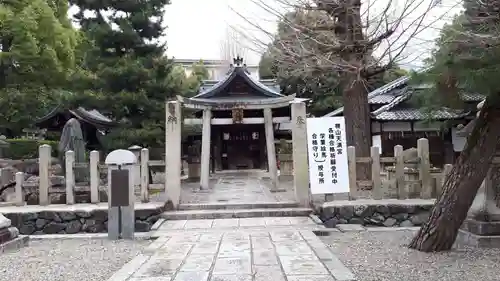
[140,148,150,203]
[347,146,357,200]
[371,146,382,199]
[439,164,453,197]
[38,144,51,205]
[90,150,100,203]
[418,138,432,199]
[394,145,406,199]
[65,150,75,205]
[15,172,24,206]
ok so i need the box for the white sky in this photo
[70,0,463,69]
[164,0,463,69]
[164,0,278,65]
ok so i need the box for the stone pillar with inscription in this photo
[291,101,310,206]
[165,101,182,207]
[200,108,212,190]
[264,108,278,190]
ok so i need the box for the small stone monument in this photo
[58,118,86,182]
[105,149,137,240]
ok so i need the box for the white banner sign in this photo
[306,117,349,194]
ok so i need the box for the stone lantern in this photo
[457,99,500,247]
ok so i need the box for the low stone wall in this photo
[1,203,164,235]
[317,199,434,228]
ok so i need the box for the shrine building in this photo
[179,56,307,187]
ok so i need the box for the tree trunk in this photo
[409,100,500,252]
[343,78,372,180]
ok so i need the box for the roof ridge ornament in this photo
[233,55,244,66]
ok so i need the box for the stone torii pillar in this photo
[264,108,278,190]
[200,108,212,190]
[165,101,182,207]
[291,101,310,207]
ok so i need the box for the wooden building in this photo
[35,105,115,150]
[181,57,306,173]
[323,76,484,166]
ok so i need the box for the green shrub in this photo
[5,139,59,159]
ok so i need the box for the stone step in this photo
[161,207,313,220]
[178,201,299,211]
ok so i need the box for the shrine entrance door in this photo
[218,124,266,170]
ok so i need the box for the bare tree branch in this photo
[229,0,462,77]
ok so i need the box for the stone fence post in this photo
[90,150,100,203]
[128,145,142,188]
[417,138,431,199]
[347,146,357,200]
[140,148,149,203]
[65,150,75,205]
[38,144,51,205]
[15,172,24,206]
[371,146,382,199]
[394,145,406,199]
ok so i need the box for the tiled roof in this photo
[373,108,469,121]
[460,92,484,102]
[323,76,409,117]
[370,88,483,121]
[195,66,282,98]
[323,74,486,121]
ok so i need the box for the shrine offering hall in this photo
[180,57,307,188]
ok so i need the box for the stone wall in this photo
[318,199,434,228]
[3,207,163,235]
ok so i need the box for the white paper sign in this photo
[306,117,349,194]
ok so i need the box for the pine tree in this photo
[70,0,182,148]
[409,0,500,252]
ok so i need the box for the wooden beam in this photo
[177,94,299,110]
[184,117,291,125]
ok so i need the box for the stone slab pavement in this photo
[107,217,357,281]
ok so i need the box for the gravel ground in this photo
[0,239,150,281]
[321,230,500,281]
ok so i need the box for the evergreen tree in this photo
[184,60,210,96]
[70,0,182,148]
[409,0,500,252]
[0,0,78,135]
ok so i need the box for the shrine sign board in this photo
[306,117,349,194]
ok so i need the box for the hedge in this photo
[4,139,59,159]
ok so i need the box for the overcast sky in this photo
[70,0,463,69]
[164,0,277,65]
[164,0,462,69]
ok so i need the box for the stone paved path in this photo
[107,217,356,281]
[180,171,296,204]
